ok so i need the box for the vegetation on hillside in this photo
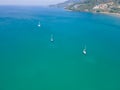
[53,0,120,14]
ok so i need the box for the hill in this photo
[52,0,120,15]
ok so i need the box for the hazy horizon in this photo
[0,0,67,6]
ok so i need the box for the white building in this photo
[93,4,108,10]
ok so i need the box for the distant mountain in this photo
[49,0,84,7]
[65,0,120,15]
[51,0,120,8]
[51,0,120,15]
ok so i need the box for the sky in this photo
[0,0,67,6]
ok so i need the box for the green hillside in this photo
[55,0,120,14]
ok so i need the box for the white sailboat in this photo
[38,22,41,27]
[50,34,54,42]
[83,45,87,55]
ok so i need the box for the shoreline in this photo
[99,12,120,17]
[65,8,120,17]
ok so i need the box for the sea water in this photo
[0,6,120,90]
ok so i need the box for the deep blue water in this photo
[0,6,120,90]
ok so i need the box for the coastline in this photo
[98,12,120,17]
[65,8,120,17]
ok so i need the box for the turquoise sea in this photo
[0,6,120,90]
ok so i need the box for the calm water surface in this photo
[0,6,120,90]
